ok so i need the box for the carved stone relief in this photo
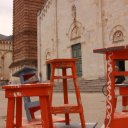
[113,30,124,43]
[109,25,125,43]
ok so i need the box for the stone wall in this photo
[37,0,106,81]
[102,0,128,47]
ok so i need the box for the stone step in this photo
[53,78,106,93]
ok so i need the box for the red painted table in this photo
[94,45,128,128]
[2,83,53,128]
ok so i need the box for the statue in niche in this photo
[71,25,81,40]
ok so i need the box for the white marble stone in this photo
[37,0,128,81]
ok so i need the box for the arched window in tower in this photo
[113,30,124,43]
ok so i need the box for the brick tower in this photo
[10,0,45,69]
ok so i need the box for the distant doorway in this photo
[47,64,51,80]
[72,43,82,77]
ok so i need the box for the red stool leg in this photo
[50,65,55,103]
[72,64,86,128]
[6,97,15,128]
[16,97,22,128]
[62,68,70,125]
[122,96,128,112]
[80,111,86,128]
[40,96,53,128]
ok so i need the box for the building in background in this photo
[0,35,12,84]
[10,0,46,83]
[37,0,128,81]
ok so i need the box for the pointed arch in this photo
[45,48,52,60]
[68,21,84,40]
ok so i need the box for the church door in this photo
[47,64,51,80]
[72,43,82,77]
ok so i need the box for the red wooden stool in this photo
[47,58,86,128]
[2,83,53,128]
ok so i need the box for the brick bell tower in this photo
[10,0,46,71]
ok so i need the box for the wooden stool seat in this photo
[47,58,86,128]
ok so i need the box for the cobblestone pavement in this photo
[0,90,122,128]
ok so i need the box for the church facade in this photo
[37,0,128,81]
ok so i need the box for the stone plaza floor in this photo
[0,90,122,128]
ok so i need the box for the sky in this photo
[0,0,13,36]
